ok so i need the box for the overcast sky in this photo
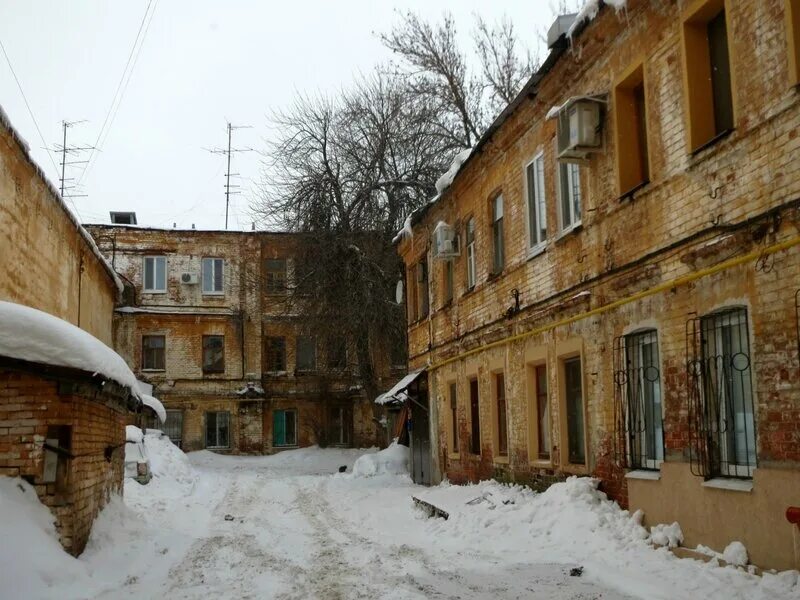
[1,1,559,230]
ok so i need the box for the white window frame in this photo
[201,257,224,295]
[205,411,230,449]
[491,195,504,274]
[525,152,548,254]
[624,329,664,471]
[557,161,582,233]
[143,256,167,293]
[466,217,476,289]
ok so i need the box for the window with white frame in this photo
[557,162,582,232]
[465,217,476,289]
[202,258,224,294]
[205,411,230,448]
[491,195,504,273]
[143,256,166,292]
[525,153,547,249]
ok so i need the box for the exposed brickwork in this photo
[0,370,127,555]
[400,0,800,570]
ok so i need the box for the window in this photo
[110,211,136,225]
[614,64,650,196]
[416,260,429,319]
[614,330,663,470]
[682,0,734,152]
[563,357,586,464]
[789,0,800,86]
[330,406,351,446]
[448,382,458,454]
[273,409,297,447]
[205,411,230,448]
[557,162,582,231]
[265,259,287,295]
[143,256,166,293]
[202,258,224,294]
[142,335,165,371]
[495,372,508,457]
[469,378,481,455]
[525,153,547,249]
[529,364,551,460]
[465,217,476,289]
[42,425,71,495]
[491,195,504,273]
[163,410,183,448]
[265,337,287,372]
[296,336,316,372]
[390,335,407,370]
[688,308,756,478]
[202,335,225,373]
[327,338,347,371]
[443,259,454,305]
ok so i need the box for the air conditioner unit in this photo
[432,222,460,259]
[181,272,199,285]
[556,97,604,162]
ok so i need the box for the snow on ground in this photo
[1,440,798,600]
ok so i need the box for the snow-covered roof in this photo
[375,368,426,405]
[0,301,141,400]
[141,394,166,423]
[0,105,124,297]
[568,0,627,39]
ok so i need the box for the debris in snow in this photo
[722,541,749,566]
[351,442,409,477]
[141,394,166,423]
[224,514,235,522]
[568,0,628,40]
[435,147,473,194]
[570,566,584,577]
[338,465,347,473]
[412,497,449,520]
[0,300,141,399]
[650,522,684,548]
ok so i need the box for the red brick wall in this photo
[0,370,126,555]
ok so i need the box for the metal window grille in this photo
[686,307,756,479]
[143,409,183,448]
[613,330,664,469]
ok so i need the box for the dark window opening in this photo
[274,409,297,447]
[564,357,585,464]
[491,195,505,273]
[327,338,347,371]
[296,336,317,372]
[265,259,287,295]
[206,411,230,448]
[202,335,225,373]
[534,364,550,460]
[265,337,287,372]
[469,378,481,455]
[707,10,734,134]
[449,382,458,453]
[496,373,508,456]
[142,335,165,371]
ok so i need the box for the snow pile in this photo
[435,147,473,194]
[568,0,627,39]
[0,478,88,598]
[126,424,145,443]
[351,442,409,477]
[722,541,749,567]
[650,521,684,548]
[144,430,196,487]
[141,394,166,423]
[0,301,141,396]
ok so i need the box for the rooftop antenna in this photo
[49,120,95,199]
[206,121,253,230]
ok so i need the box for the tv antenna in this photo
[206,122,253,229]
[49,120,95,199]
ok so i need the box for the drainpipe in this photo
[77,253,85,328]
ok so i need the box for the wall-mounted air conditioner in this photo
[555,96,605,162]
[432,222,460,259]
[181,272,199,285]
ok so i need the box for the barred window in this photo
[613,330,664,470]
[687,308,756,479]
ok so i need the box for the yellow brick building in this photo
[398,0,800,570]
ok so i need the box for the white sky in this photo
[1,1,560,230]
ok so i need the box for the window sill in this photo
[701,478,753,493]
[529,458,552,468]
[690,128,734,157]
[142,290,167,295]
[439,299,453,312]
[494,455,509,465]
[448,452,460,460]
[626,469,661,481]
[274,445,299,450]
[487,270,505,282]
[202,371,226,376]
[461,285,477,299]
[202,292,225,297]
[141,369,165,373]
[555,222,583,243]
[618,179,650,202]
[526,244,547,261]
[266,370,288,376]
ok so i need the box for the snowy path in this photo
[139,453,630,600]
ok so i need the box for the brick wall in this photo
[0,370,126,555]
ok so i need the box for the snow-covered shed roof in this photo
[141,395,166,423]
[0,104,124,296]
[375,368,426,406]
[0,301,141,402]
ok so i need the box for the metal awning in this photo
[375,368,426,406]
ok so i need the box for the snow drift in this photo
[351,442,409,477]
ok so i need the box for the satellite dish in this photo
[395,279,404,304]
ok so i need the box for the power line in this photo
[78,0,157,185]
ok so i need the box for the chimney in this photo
[547,13,578,49]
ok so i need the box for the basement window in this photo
[142,335,166,371]
[43,425,72,496]
[681,0,735,152]
[202,335,225,373]
[273,409,298,447]
[613,63,650,196]
[789,0,800,86]
[143,256,167,293]
[205,411,230,449]
[202,258,224,295]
